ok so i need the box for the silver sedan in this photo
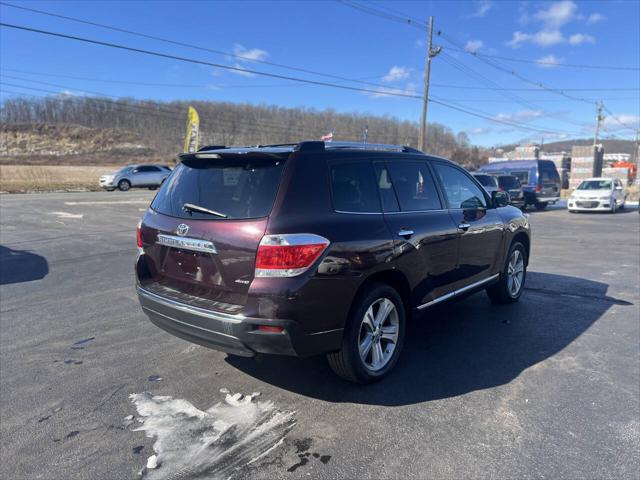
[99,164,171,191]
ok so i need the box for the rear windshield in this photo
[540,167,560,182]
[498,176,520,188]
[510,170,530,184]
[151,156,285,220]
[474,175,497,187]
[577,180,612,190]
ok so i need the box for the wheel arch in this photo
[351,269,412,319]
[512,231,530,265]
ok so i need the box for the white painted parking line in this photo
[64,200,150,205]
[49,211,84,219]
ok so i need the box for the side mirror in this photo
[492,190,510,208]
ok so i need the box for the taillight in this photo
[535,184,542,193]
[255,234,329,278]
[499,186,504,191]
[136,221,143,249]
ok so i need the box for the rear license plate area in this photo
[161,248,219,282]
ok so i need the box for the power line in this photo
[339,0,628,134]
[443,45,640,71]
[437,31,597,106]
[4,66,635,94]
[0,22,423,100]
[0,68,312,89]
[1,22,590,136]
[340,1,640,71]
[439,52,588,129]
[0,1,391,88]
[602,104,639,132]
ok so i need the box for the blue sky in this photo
[1,0,638,147]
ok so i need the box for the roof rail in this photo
[196,141,424,154]
[295,140,423,154]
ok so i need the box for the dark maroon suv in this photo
[136,141,531,383]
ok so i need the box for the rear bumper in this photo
[568,200,613,211]
[535,196,559,203]
[523,192,559,204]
[137,286,343,357]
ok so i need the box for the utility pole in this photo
[634,129,640,186]
[593,100,604,147]
[418,16,441,152]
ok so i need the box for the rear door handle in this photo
[397,229,414,238]
[457,223,471,231]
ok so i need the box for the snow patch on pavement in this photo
[130,391,295,479]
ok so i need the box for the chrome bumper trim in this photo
[137,286,245,323]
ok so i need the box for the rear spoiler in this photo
[177,151,287,162]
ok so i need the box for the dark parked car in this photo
[496,175,525,208]
[136,141,531,383]
[477,159,561,210]
[472,173,499,195]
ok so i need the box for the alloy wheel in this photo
[358,298,399,372]
[507,249,525,297]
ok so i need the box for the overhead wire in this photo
[0,22,589,135]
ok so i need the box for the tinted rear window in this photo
[474,175,497,187]
[387,161,442,211]
[498,176,520,188]
[331,162,380,213]
[540,167,560,182]
[151,156,285,219]
[510,170,530,184]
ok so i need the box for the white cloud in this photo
[471,0,492,18]
[533,0,577,28]
[495,109,544,123]
[382,66,412,82]
[586,13,606,24]
[536,54,564,68]
[368,83,417,99]
[506,1,595,48]
[465,40,484,53]
[507,29,565,48]
[230,63,256,77]
[232,44,269,62]
[602,114,640,132]
[467,127,492,135]
[568,33,595,45]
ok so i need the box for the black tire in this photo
[486,241,527,305]
[535,202,548,211]
[327,282,406,384]
[118,179,131,191]
[148,186,157,191]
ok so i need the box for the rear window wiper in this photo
[183,203,228,218]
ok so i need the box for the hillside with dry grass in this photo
[0,123,162,165]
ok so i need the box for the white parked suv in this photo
[568,177,627,213]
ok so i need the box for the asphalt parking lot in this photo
[1,191,638,479]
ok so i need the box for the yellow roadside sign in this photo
[183,106,200,153]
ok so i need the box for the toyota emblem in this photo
[176,224,189,236]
